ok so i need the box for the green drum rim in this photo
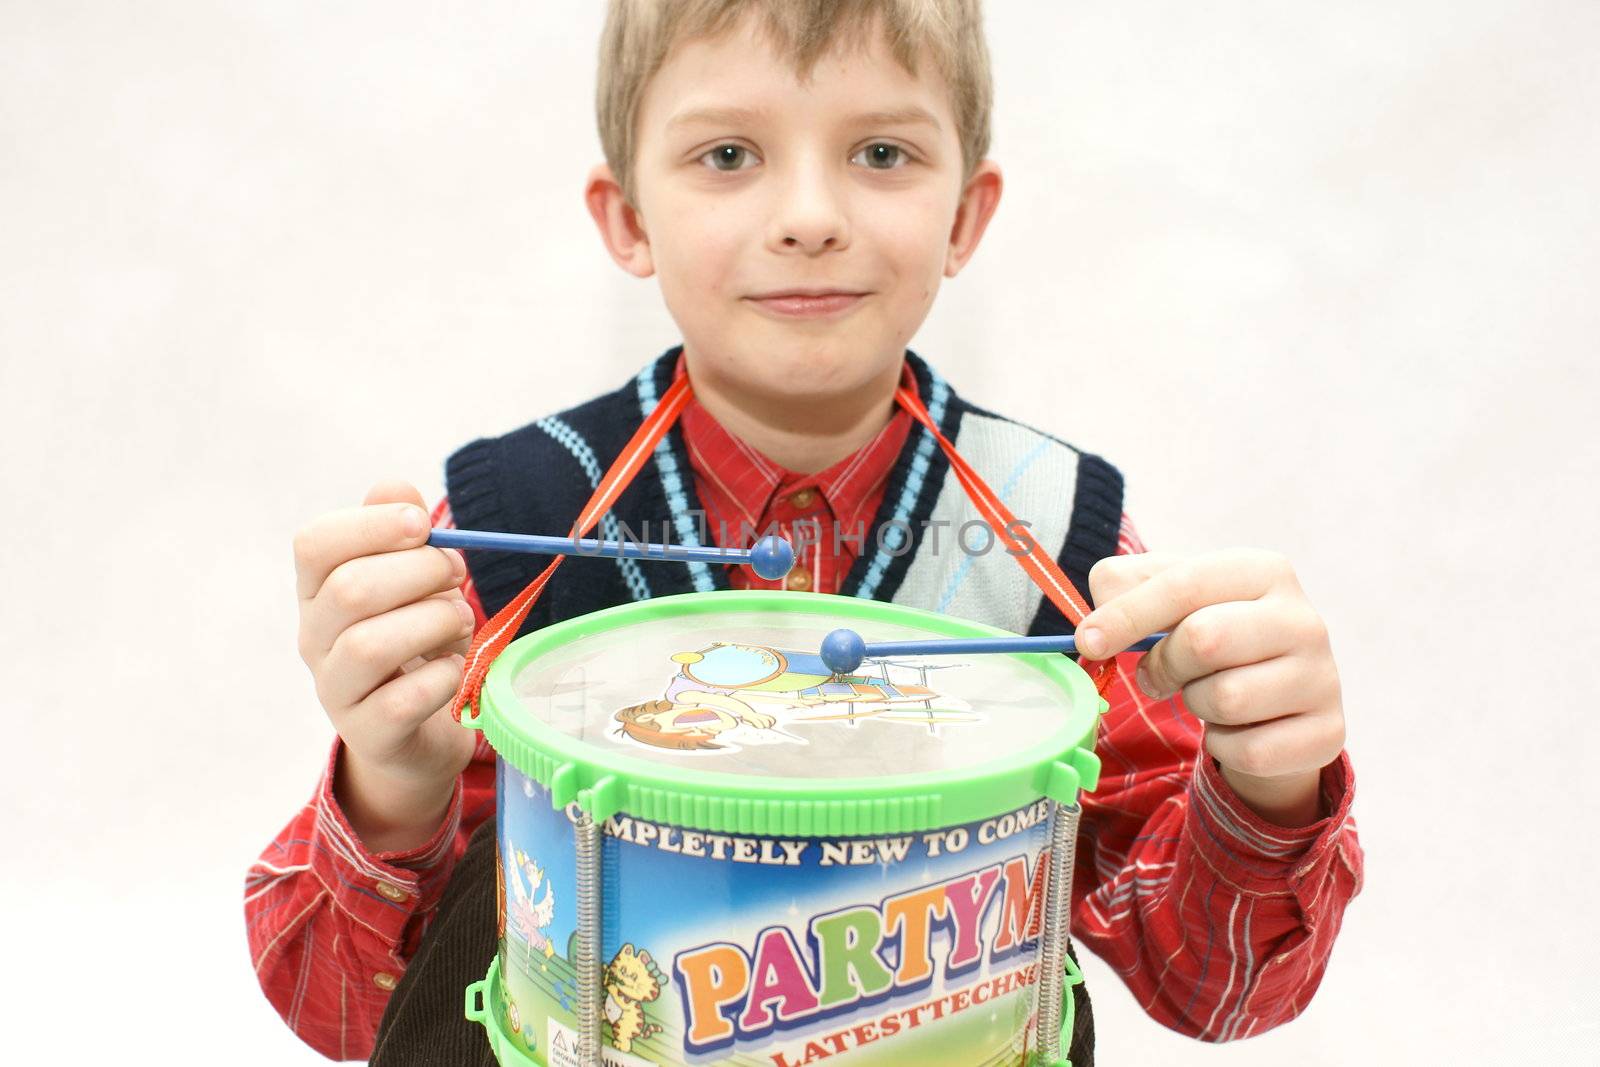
[466,590,1105,836]
[464,958,539,1067]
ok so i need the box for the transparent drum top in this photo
[508,609,1073,779]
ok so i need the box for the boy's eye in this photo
[701,144,757,171]
[853,143,906,170]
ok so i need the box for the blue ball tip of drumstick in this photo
[749,534,795,580]
[820,628,869,675]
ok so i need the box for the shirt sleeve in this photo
[1069,514,1365,1041]
[244,496,496,1060]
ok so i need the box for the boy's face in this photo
[591,15,1000,407]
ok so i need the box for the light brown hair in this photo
[597,0,993,202]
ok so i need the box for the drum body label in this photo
[494,761,1054,1066]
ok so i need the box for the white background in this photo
[3,2,1597,1063]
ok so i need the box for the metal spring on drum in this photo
[1036,799,1082,1063]
[574,811,603,1066]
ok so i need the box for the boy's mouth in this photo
[743,288,870,319]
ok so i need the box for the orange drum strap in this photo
[449,373,694,721]
[893,383,1115,699]
[450,366,1114,720]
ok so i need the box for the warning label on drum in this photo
[548,1018,659,1067]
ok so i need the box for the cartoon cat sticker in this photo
[604,943,665,1053]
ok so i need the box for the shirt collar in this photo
[676,352,918,529]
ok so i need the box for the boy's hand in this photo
[293,480,477,852]
[1075,550,1345,828]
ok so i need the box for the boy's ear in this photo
[944,159,1003,278]
[585,164,655,278]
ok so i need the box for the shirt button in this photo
[786,565,812,591]
[375,880,409,902]
[789,488,816,509]
[373,971,399,991]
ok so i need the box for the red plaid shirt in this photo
[247,363,1363,1060]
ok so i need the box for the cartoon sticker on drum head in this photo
[612,641,983,754]
[613,692,777,751]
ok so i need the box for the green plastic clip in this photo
[548,762,579,809]
[1045,745,1101,804]
[583,774,626,823]
[464,978,487,1023]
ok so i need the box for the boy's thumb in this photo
[362,479,427,511]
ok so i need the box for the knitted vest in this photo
[369,348,1120,1067]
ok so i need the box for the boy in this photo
[248,2,1362,1063]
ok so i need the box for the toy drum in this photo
[463,590,1104,1067]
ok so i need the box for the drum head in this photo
[475,590,1103,835]
[512,608,1072,779]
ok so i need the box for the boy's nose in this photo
[770,171,851,255]
[781,231,839,253]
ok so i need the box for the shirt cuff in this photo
[1185,747,1356,896]
[308,739,465,945]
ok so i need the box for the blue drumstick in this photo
[819,628,1169,675]
[428,528,796,581]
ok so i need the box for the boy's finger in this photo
[399,623,474,673]
[1075,550,1276,659]
[352,653,467,757]
[300,546,466,659]
[420,590,477,656]
[1133,600,1303,700]
[1202,709,1346,781]
[293,493,432,600]
[318,597,476,713]
[1086,552,1179,610]
[1154,642,1321,724]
